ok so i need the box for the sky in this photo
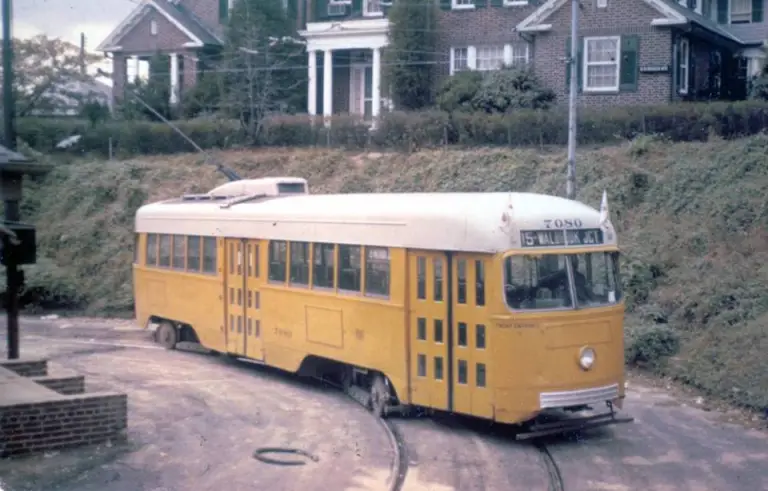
[7,0,143,82]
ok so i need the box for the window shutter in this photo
[717,0,728,23]
[490,0,504,6]
[352,0,363,14]
[566,37,571,89]
[619,35,639,92]
[440,0,453,10]
[565,37,584,92]
[476,0,489,7]
[219,0,229,21]
[753,0,764,22]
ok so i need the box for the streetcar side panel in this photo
[133,232,227,353]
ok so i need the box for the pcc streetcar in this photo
[132,177,629,436]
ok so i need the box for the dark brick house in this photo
[99,0,768,114]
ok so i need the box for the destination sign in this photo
[520,228,604,248]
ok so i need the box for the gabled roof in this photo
[515,0,747,45]
[96,0,223,53]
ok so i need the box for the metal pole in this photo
[2,0,15,151]
[1,0,21,360]
[566,0,579,200]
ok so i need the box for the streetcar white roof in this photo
[135,190,618,253]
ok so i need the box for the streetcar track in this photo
[534,441,565,491]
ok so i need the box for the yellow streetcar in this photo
[133,177,630,436]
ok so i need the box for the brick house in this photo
[98,0,768,114]
[96,0,306,105]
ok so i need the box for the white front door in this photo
[350,64,373,121]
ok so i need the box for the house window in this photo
[730,0,752,23]
[509,43,529,66]
[150,20,158,36]
[685,0,703,14]
[452,0,475,8]
[477,46,505,71]
[451,47,469,74]
[583,36,621,92]
[363,0,383,16]
[679,38,690,95]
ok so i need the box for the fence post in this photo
[108,137,113,160]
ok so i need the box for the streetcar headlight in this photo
[579,347,596,370]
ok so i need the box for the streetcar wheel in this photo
[156,321,178,350]
[370,375,390,419]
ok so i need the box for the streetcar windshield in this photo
[503,252,622,310]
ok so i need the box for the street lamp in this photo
[0,144,52,359]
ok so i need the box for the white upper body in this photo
[134,177,618,253]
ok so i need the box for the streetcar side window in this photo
[146,233,158,266]
[416,257,426,299]
[433,257,444,302]
[158,234,171,268]
[457,259,467,304]
[289,241,310,286]
[187,236,201,272]
[364,247,390,297]
[134,234,140,264]
[268,240,288,282]
[338,244,362,292]
[475,259,486,306]
[172,234,185,270]
[312,243,335,289]
[202,237,217,274]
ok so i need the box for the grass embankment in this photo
[13,135,768,412]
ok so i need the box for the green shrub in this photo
[625,323,681,367]
[16,100,768,157]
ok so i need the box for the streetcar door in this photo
[451,254,493,419]
[223,238,247,356]
[243,239,264,360]
[407,251,450,411]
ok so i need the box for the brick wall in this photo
[534,0,673,106]
[0,393,128,458]
[30,375,86,396]
[0,359,47,377]
[182,0,224,38]
[120,8,197,52]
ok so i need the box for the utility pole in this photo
[566,0,579,200]
[2,0,15,151]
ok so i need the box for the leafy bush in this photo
[625,324,681,367]
[436,71,484,113]
[16,100,768,157]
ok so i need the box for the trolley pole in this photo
[566,0,579,201]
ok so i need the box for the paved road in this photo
[1,316,767,491]
[0,318,394,491]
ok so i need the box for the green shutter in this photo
[717,0,728,23]
[219,0,228,21]
[619,35,639,92]
[753,0,763,22]
[490,0,504,6]
[476,0,489,7]
[440,0,452,10]
[565,37,583,92]
[352,0,363,14]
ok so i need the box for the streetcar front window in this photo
[503,252,621,310]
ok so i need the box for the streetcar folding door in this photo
[223,238,264,360]
[407,252,450,410]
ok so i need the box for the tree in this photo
[384,0,439,110]
[4,34,104,117]
[221,0,307,139]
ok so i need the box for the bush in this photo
[625,323,681,367]
[16,100,768,157]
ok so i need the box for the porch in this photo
[300,17,391,122]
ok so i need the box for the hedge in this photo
[16,100,768,157]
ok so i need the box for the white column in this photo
[372,47,382,123]
[169,53,179,105]
[323,49,333,122]
[308,50,317,116]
